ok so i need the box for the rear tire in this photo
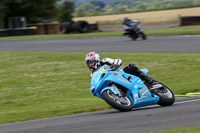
[156,84,175,106]
[102,90,132,111]
[131,34,138,41]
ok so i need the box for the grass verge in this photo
[145,26,200,35]
[0,52,199,124]
[0,26,200,40]
[143,126,200,133]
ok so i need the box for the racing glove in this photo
[102,58,122,66]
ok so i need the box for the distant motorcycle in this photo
[123,23,147,40]
[90,64,175,111]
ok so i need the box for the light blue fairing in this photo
[90,65,159,108]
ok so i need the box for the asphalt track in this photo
[0,98,200,133]
[0,35,199,133]
[0,35,200,53]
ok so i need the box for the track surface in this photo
[0,36,199,133]
[0,35,200,53]
[0,98,200,133]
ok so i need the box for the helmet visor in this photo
[87,61,95,67]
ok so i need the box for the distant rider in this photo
[122,16,140,34]
[85,51,162,90]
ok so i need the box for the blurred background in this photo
[0,0,200,127]
[0,0,200,36]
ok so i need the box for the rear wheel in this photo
[131,34,138,41]
[102,90,132,111]
[155,84,175,106]
[129,30,138,41]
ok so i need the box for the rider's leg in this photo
[123,64,155,83]
[123,64,162,90]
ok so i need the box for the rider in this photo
[122,16,140,34]
[85,51,162,90]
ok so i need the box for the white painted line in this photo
[136,98,200,110]
[175,98,200,105]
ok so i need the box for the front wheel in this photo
[141,32,147,40]
[155,84,175,106]
[102,90,132,111]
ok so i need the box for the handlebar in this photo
[110,64,120,71]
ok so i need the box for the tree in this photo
[103,5,113,13]
[0,0,8,28]
[59,0,74,22]
[74,2,95,17]
[74,6,85,17]
[193,0,200,5]
[2,0,59,28]
[90,1,105,8]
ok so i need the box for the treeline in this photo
[73,0,200,17]
[1,0,200,29]
[0,0,74,28]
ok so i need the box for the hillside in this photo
[70,0,200,17]
[73,7,200,30]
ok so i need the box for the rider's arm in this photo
[123,25,129,29]
[131,19,140,24]
[102,58,122,66]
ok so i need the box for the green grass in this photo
[145,26,200,35]
[0,26,200,40]
[0,32,122,40]
[0,52,199,124]
[144,126,200,133]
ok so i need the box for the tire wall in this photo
[60,21,98,34]
[0,29,37,37]
[180,16,200,26]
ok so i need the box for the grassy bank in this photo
[0,52,199,124]
[0,26,200,40]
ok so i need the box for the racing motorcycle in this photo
[123,23,147,40]
[90,65,175,111]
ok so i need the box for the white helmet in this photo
[85,51,101,71]
[123,15,128,20]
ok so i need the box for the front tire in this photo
[102,90,132,111]
[156,84,175,106]
[141,32,147,40]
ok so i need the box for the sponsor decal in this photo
[134,85,138,89]
[97,75,101,81]
[118,78,129,83]
[136,97,147,102]
[113,73,118,76]
[141,89,149,96]
[90,86,95,90]
[139,87,146,93]
[99,69,105,74]
[137,80,143,84]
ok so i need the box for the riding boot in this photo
[123,64,155,84]
[123,64,162,91]
[139,72,155,84]
[139,71,163,92]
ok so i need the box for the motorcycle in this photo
[90,65,175,111]
[123,23,147,40]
